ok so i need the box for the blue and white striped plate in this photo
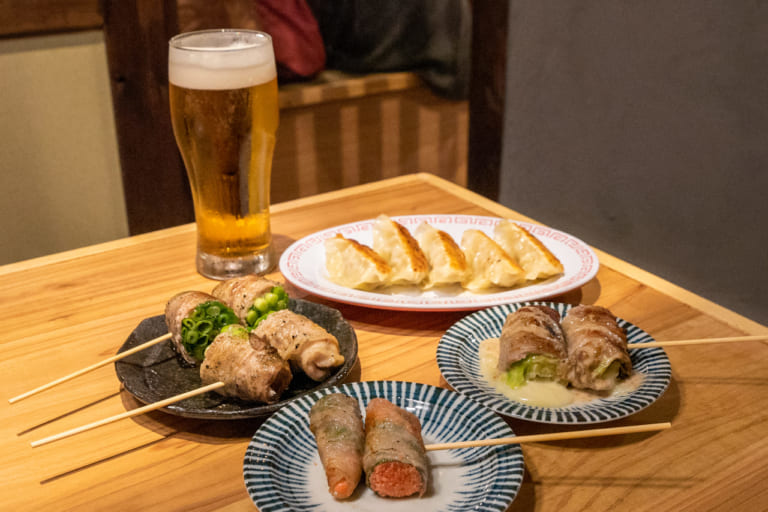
[244,380,523,511]
[436,302,672,424]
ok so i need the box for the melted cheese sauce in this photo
[478,338,644,408]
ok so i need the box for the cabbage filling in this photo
[503,354,560,389]
[592,359,622,381]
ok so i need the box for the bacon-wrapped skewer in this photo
[211,275,288,328]
[309,393,365,499]
[561,305,632,391]
[200,325,292,403]
[497,305,568,389]
[165,291,240,365]
[363,398,428,498]
[251,309,345,381]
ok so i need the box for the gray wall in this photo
[498,1,767,324]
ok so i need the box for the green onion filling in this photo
[324,423,354,442]
[180,300,240,362]
[503,354,560,389]
[244,285,289,328]
[220,324,248,338]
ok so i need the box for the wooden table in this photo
[2,174,766,511]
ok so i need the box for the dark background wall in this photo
[497,1,767,324]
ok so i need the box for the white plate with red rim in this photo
[279,215,599,311]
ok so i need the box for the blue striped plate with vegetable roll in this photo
[437,301,672,424]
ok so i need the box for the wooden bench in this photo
[274,70,467,204]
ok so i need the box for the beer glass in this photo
[168,30,278,279]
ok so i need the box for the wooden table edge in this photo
[2,173,764,335]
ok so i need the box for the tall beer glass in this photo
[169,30,278,279]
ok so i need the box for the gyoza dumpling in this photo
[325,234,391,290]
[494,220,564,281]
[372,215,429,286]
[461,229,525,290]
[414,222,468,287]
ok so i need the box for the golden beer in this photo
[169,30,279,279]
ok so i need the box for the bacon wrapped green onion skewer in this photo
[165,291,240,365]
[212,275,289,329]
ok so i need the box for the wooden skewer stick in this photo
[30,381,225,448]
[628,335,767,349]
[425,422,671,451]
[9,333,172,404]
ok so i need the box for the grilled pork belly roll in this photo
[211,275,287,328]
[497,305,568,389]
[363,398,428,498]
[251,309,345,381]
[310,394,365,499]
[165,291,240,365]
[561,305,632,391]
[200,325,292,403]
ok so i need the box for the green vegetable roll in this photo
[561,305,632,391]
[497,305,567,389]
[212,275,288,328]
[165,291,240,365]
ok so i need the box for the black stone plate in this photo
[114,299,358,419]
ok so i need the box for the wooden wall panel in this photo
[272,85,468,204]
[467,0,508,200]
[0,0,102,37]
[102,0,194,235]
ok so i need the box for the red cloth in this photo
[256,0,326,81]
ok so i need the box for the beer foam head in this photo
[169,30,276,90]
